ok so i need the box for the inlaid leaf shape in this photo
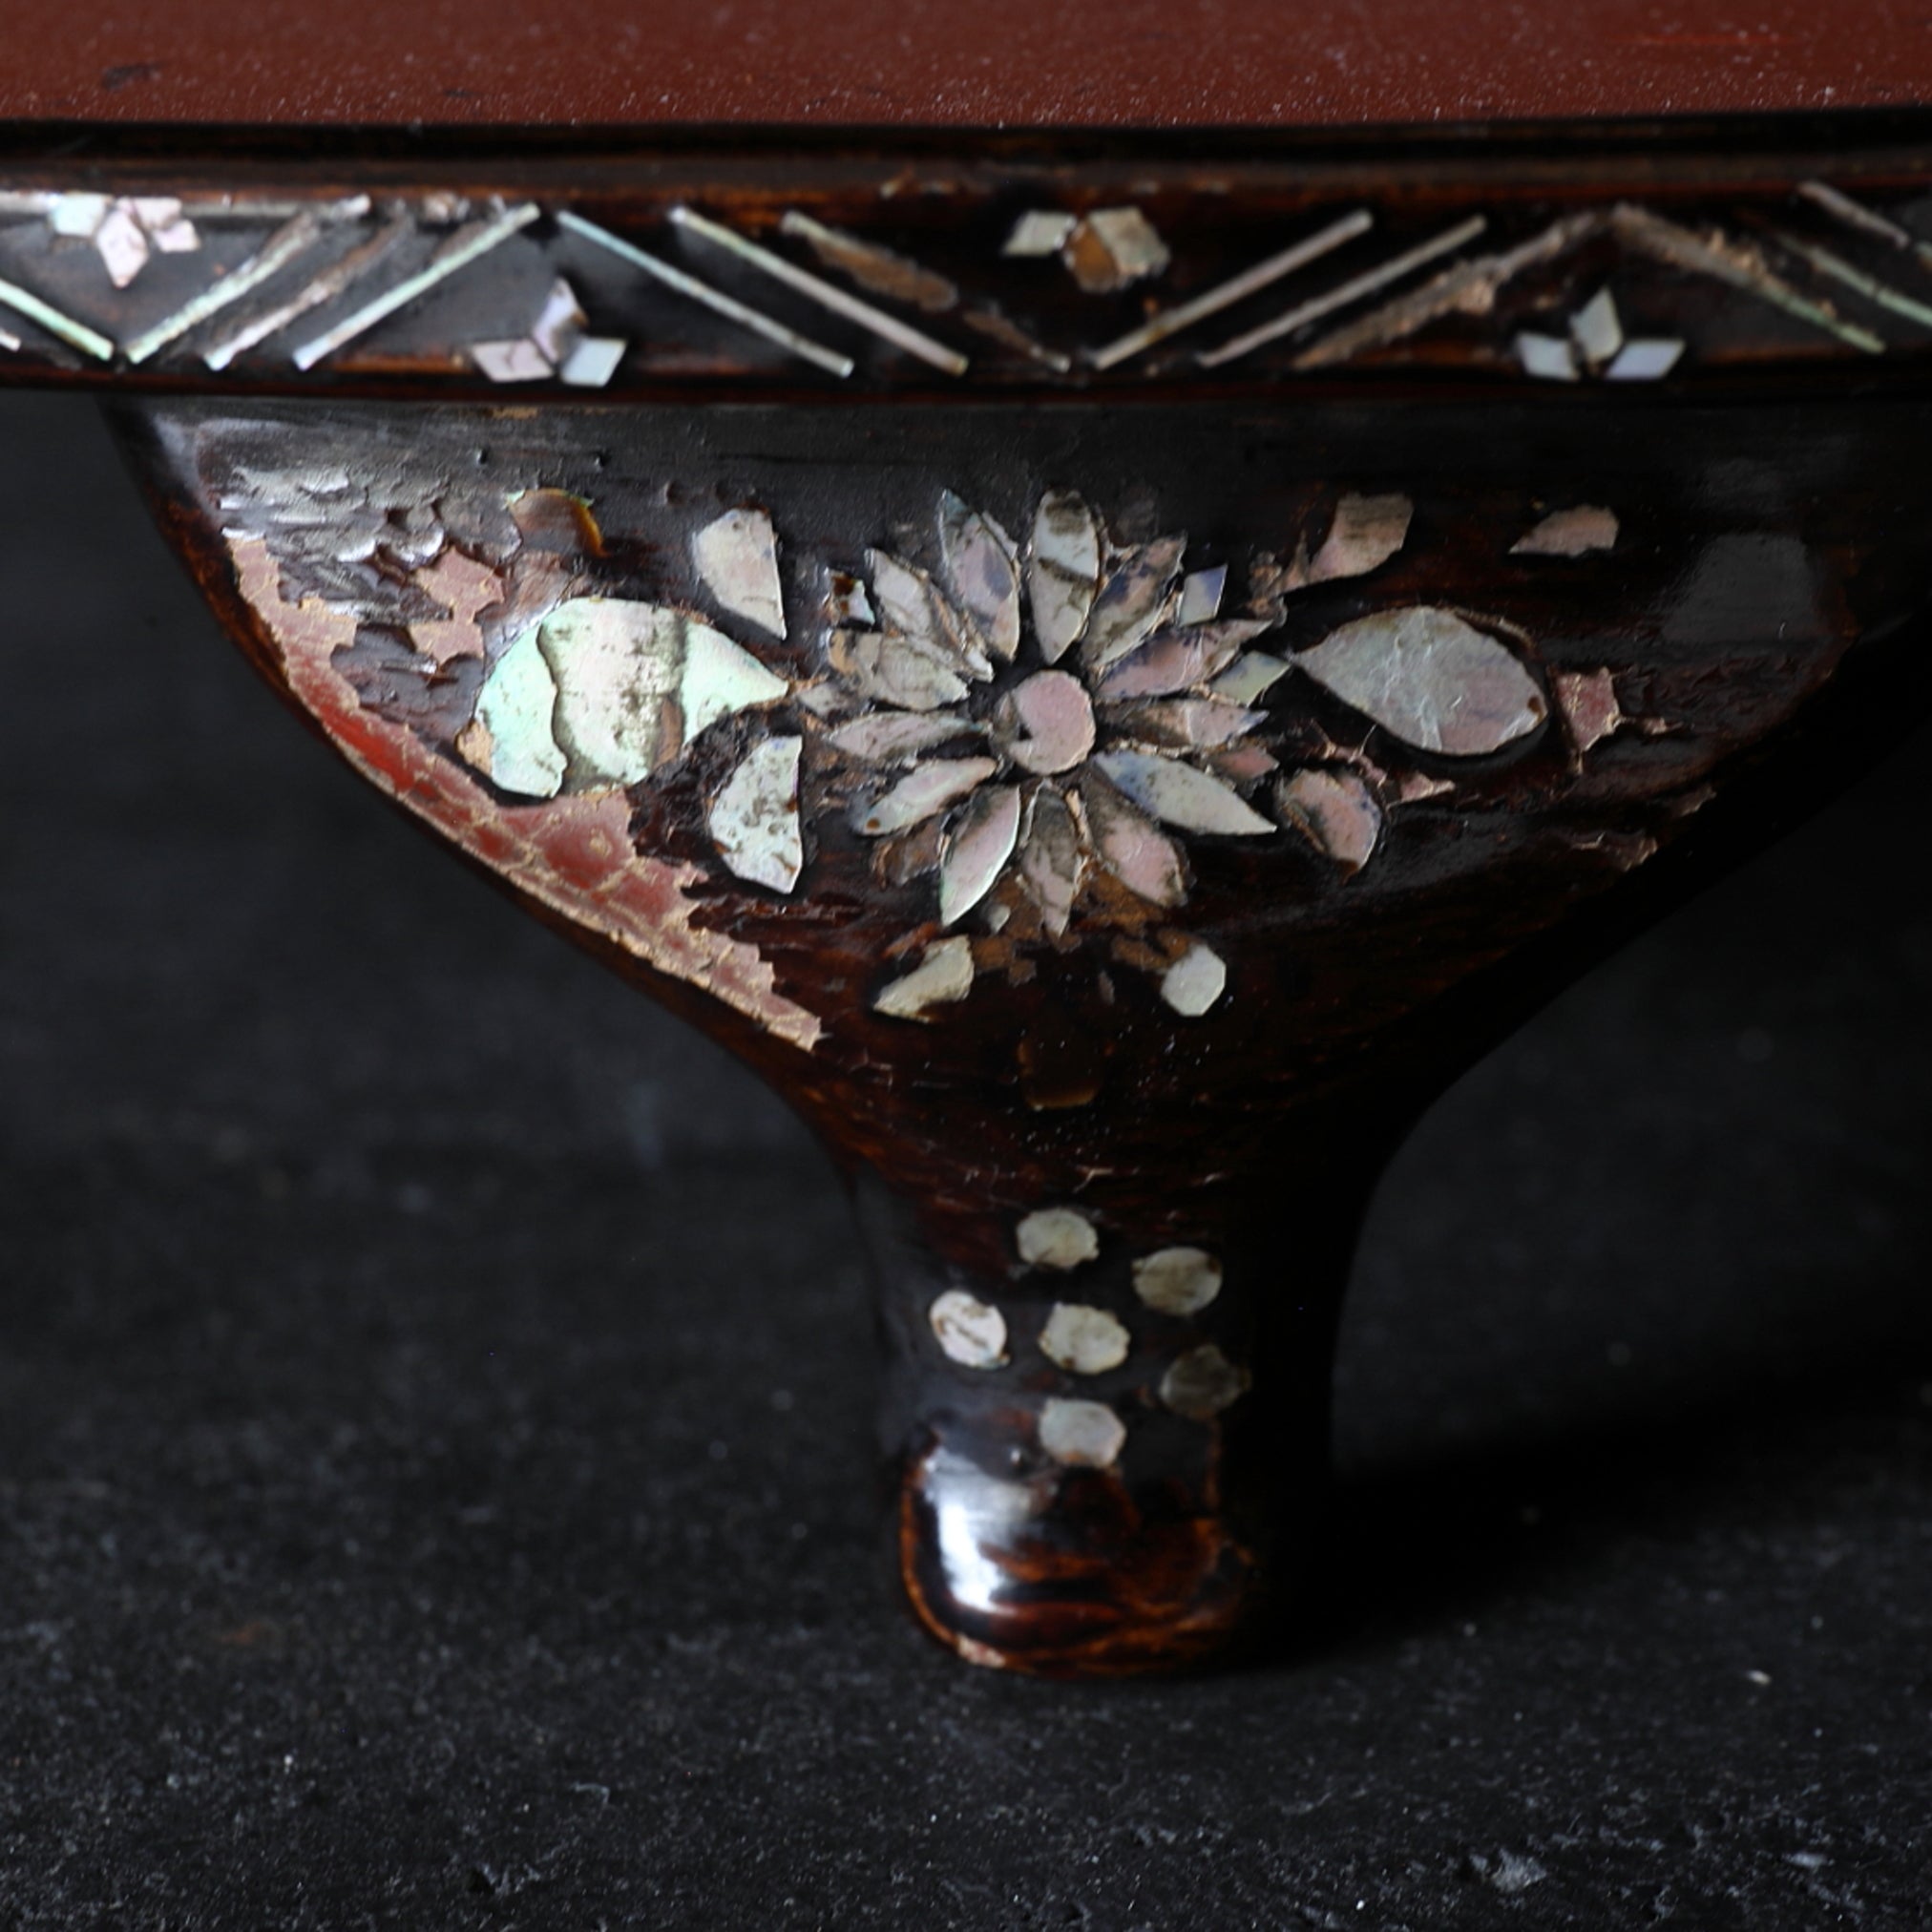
[1292,606,1546,756]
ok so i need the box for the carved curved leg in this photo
[109,389,1932,1672]
[864,1166,1371,1672]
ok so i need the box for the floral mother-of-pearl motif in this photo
[801,487,1551,1018]
[808,488,1286,1016]
[453,485,1561,1021]
[243,456,1574,1040]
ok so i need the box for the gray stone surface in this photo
[1,393,1929,1928]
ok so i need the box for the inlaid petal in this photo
[1288,493,1413,589]
[1209,651,1291,704]
[1026,492,1101,664]
[868,548,992,680]
[1080,534,1186,672]
[1176,565,1226,626]
[1017,786,1083,935]
[1512,505,1619,557]
[708,735,803,892]
[1293,606,1547,756]
[854,756,998,835]
[1277,766,1382,873]
[1092,750,1273,836]
[692,506,785,638]
[1094,619,1275,700]
[829,630,973,711]
[1102,697,1266,750]
[1205,744,1279,787]
[873,935,976,1020]
[679,624,791,740]
[939,493,1021,661]
[1553,667,1626,751]
[939,784,1022,925]
[1076,774,1188,908]
[826,710,985,764]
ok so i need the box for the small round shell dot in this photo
[1039,1397,1127,1469]
[1015,1205,1100,1270]
[1038,1303,1131,1375]
[1160,942,1227,1017]
[929,1290,1009,1369]
[1159,1343,1251,1418]
[1131,1246,1223,1316]
[995,669,1097,775]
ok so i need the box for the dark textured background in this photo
[1,390,1928,1928]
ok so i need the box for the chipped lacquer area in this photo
[115,388,1932,1674]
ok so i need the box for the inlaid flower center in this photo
[992,668,1096,775]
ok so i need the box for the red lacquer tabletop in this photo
[0,0,1928,132]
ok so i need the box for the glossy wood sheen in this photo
[10,94,1930,1670]
[112,388,1932,1670]
[0,0,1928,132]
